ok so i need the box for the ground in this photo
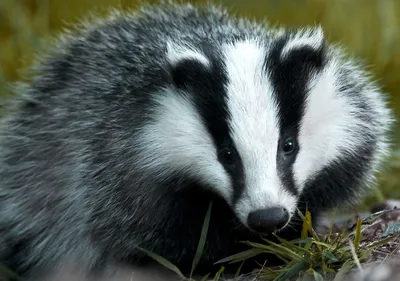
[0,0,400,280]
[320,203,400,281]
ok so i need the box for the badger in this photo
[0,1,394,281]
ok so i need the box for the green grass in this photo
[136,208,399,281]
[2,207,397,281]
[0,0,400,280]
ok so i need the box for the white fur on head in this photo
[137,30,392,230]
[222,40,297,226]
[295,54,393,188]
[285,28,393,196]
[136,89,232,202]
[293,59,359,189]
[135,42,232,202]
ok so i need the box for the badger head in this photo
[139,27,393,235]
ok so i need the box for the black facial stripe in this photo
[265,33,326,196]
[169,42,245,204]
[298,68,378,214]
[299,139,376,215]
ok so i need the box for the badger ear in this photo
[166,42,212,90]
[279,26,326,69]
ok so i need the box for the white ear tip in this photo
[166,41,210,68]
[280,26,326,60]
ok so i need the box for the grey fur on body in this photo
[0,1,394,281]
[0,3,269,278]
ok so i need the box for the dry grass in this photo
[0,0,400,280]
[133,208,400,281]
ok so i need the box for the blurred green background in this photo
[0,0,399,209]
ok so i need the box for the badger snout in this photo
[247,206,289,234]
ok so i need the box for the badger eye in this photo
[220,146,235,165]
[283,138,296,154]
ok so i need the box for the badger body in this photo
[0,2,393,280]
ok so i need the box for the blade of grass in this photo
[298,209,321,247]
[213,266,225,281]
[353,217,362,252]
[215,248,264,264]
[200,273,211,281]
[312,240,338,250]
[349,240,363,272]
[272,234,313,255]
[366,233,400,249]
[190,201,213,278]
[322,249,338,262]
[136,246,186,279]
[333,229,351,253]
[333,259,354,281]
[323,225,334,244]
[358,248,373,261]
[305,210,321,245]
[246,240,304,261]
[301,211,309,239]
[297,208,306,220]
[312,269,324,281]
[233,261,245,280]
[290,237,315,253]
[273,260,308,281]
[363,211,385,225]
[290,237,314,245]
[331,229,346,248]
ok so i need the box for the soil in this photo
[327,200,400,281]
[301,200,400,281]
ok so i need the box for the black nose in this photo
[247,207,289,233]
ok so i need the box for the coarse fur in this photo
[0,1,394,280]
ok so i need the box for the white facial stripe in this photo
[222,40,297,225]
[137,90,232,202]
[166,41,210,68]
[280,27,324,60]
[294,59,366,188]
